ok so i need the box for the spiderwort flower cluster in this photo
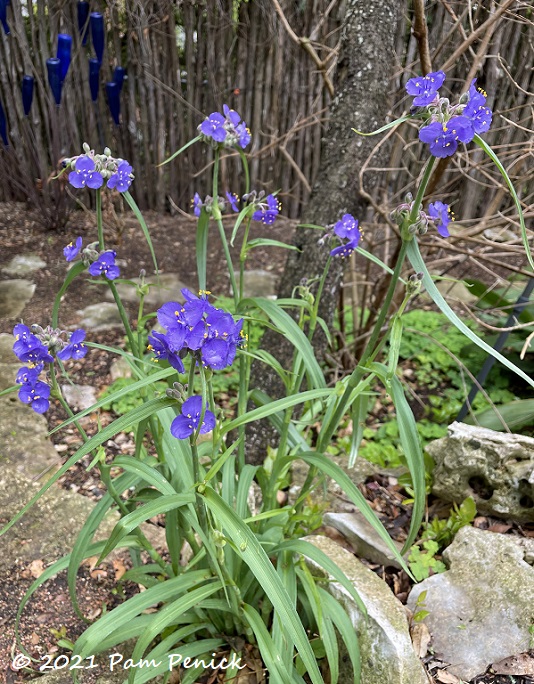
[63,238,121,280]
[170,395,216,440]
[329,214,361,258]
[12,324,88,413]
[251,193,281,225]
[406,72,493,158]
[192,192,240,218]
[391,193,454,238]
[66,143,134,192]
[198,104,251,149]
[148,289,245,374]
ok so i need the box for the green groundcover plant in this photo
[2,72,533,684]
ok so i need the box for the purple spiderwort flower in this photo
[199,105,250,149]
[226,191,239,213]
[199,112,227,143]
[406,71,446,107]
[16,366,43,385]
[18,378,51,414]
[418,116,474,158]
[88,251,120,280]
[107,160,133,192]
[13,325,54,366]
[147,331,185,374]
[68,155,104,189]
[155,290,244,372]
[463,80,492,134]
[428,201,453,238]
[330,237,360,258]
[236,122,251,148]
[56,329,88,361]
[170,395,216,440]
[330,213,361,257]
[64,236,83,262]
[192,192,203,217]
[252,194,281,225]
[333,214,360,241]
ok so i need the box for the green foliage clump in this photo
[408,497,477,581]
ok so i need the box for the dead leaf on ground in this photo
[411,622,431,659]
[487,522,512,534]
[112,558,127,580]
[434,669,460,683]
[492,652,534,676]
[21,559,46,579]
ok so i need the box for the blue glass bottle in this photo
[57,34,72,82]
[90,12,104,64]
[22,75,34,116]
[0,0,10,35]
[46,58,62,105]
[113,66,125,93]
[106,81,120,124]
[89,58,100,102]
[77,1,90,46]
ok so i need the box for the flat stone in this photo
[0,279,36,318]
[304,535,427,684]
[0,396,60,481]
[61,383,98,411]
[2,253,47,276]
[427,421,534,522]
[233,269,278,298]
[104,273,190,310]
[78,302,124,331]
[324,510,404,568]
[0,466,117,573]
[109,356,133,381]
[407,526,534,681]
[0,332,15,363]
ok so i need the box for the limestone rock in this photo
[0,465,117,573]
[304,535,427,684]
[104,273,190,310]
[0,332,16,363]
[427,421,534,522]
[407,526,534,681]
[0,395,60,481]
[61,383,98,411]
[2,253,46,276]
[110,356,133,381]
[0,278,36,318]
[78,302,124,331]
[324,511,404,568]
[232,269,278,298]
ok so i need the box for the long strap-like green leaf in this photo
[407,240,534,389]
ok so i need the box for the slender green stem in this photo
[107,281,138,357]
[237,148,250,196]
[96,189,104,250]
[49,366,89,444]
[212,149,239,306]
[409,156,436,224]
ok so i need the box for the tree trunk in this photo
[245,0,403,464]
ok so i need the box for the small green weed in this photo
[408,540,446,581]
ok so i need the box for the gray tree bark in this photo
[245,0,403,464]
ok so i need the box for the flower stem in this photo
[108,281,138,357]
[49,365,89,443]
[96,189,104,250]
